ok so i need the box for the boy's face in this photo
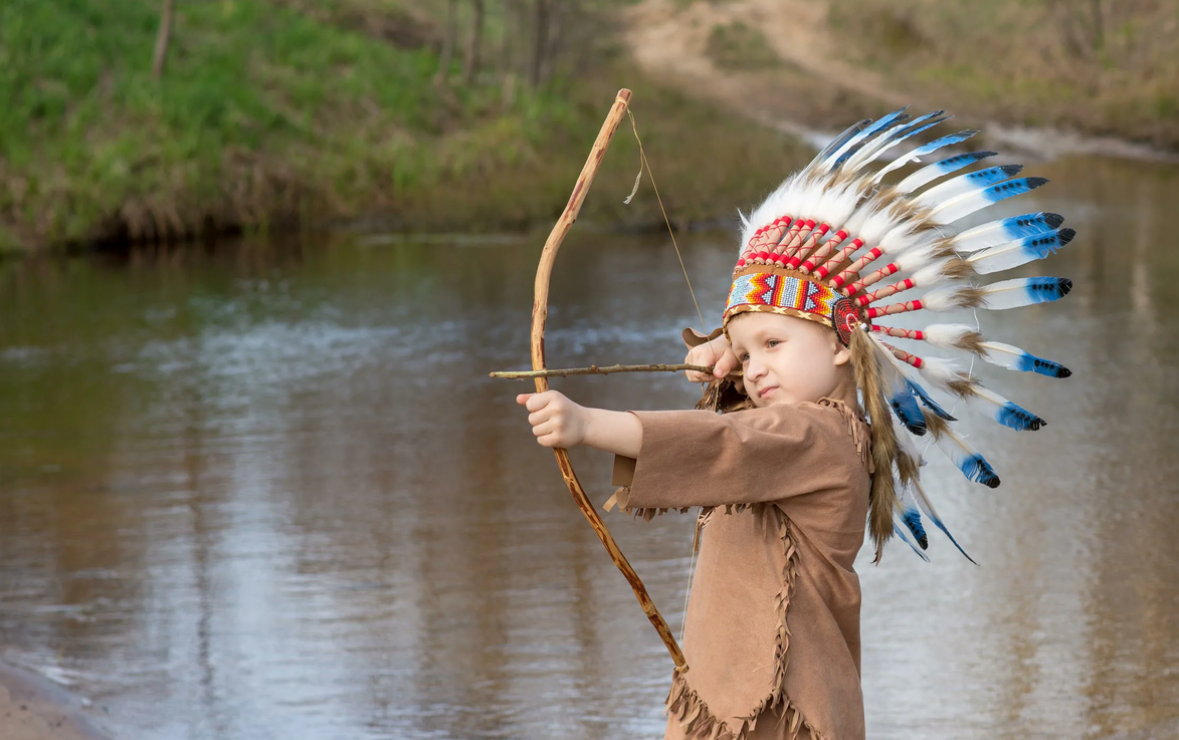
[727,312,852,407]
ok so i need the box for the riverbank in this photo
[624,0,1179,159]
[0,662,113,740]
[0,0,811,254]
[4,0,1176,255]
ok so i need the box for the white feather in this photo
[967,240,1037,274]
[921,323,977,350]
[930,189,998,224]
[931,425,988,476]
[878,222,936,256]
[978,341,1029,370]
[916,356,972,392]
[895,246,938,274]
[980,278,1051,310]
[919,285,975,312]
[909,260,951,289]
[952,219,1015,253]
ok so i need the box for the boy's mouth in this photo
[758,385,778,399]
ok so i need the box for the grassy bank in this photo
[825,0,1179,148]
[0,0,812,254]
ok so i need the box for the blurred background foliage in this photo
[0,0,1175,254]
[826,0,1179,145]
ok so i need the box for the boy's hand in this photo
[684,334,739,382]
[517,391,589,448]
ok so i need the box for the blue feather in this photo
[908,130,979,159]
[830,107,912,167]
[893,524,931,562]
[902,507,928,550]
[967,164,1025,187]
[911,484,978,565]
[816,119,871,164]
[981,176,1049,203]
[960,453,1000,488]
[995,400,1047,431]
[1021,276,1073,304]
[1015,352,1072,378]
[906,380,956,420]
[847,111,948,170]
[968,228,1076,275]
[890,388,928,435]
[953,212,1065,253]
[1025,227,1075,255]
[934,150,998,174]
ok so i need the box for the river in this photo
[1,154,1177,740]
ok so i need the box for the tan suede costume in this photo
[608,383,872,740]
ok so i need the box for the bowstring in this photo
[626,110,717,369]
[626,108,711,644]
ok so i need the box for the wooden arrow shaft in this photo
[529,89,688,672]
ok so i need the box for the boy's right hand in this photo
[516,391,589,449]
[684,334,739,382]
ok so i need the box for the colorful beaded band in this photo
[723,266,863,346]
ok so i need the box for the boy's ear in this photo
[832,331,852,367]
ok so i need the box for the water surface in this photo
[1,155,1177,739]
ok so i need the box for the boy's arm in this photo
[517,391,641,458]
[615,404,868,511]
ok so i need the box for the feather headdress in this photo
[722,108,1073,561]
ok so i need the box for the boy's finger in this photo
[716,351,739,377]
[528,410,552,426]
[532,421,555,438]
[525,392,552,412]
[516,393,533,405]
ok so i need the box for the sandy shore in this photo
[0,662,114,740]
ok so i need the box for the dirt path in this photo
[622,0,1179,162]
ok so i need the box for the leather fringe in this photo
[604,486,691,521]
[663,509,828,740]
[816,397,874,472]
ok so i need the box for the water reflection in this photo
[0,155,1177,740]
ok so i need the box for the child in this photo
[519,309,872,740]
[517,108,1073,740]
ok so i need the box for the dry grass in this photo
[826,0,1179,147]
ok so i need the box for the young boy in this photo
[514,107,1072,739]
[518,310,872,740]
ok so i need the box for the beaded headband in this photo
[723,265,861,346]
[722,217,865,346]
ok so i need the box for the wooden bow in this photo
[530,88,687,672]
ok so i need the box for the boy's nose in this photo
[746,357,767,382]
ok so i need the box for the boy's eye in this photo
[767,339,781,348]
[740,352,750,362]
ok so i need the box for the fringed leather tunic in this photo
[608,390,872,740]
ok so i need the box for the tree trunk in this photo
[463,0,485,85]
[529,0,550,88]
[152,0,176,80]
[1087,0,1104,52]
[540,0,571,84]
[435,0,458,86]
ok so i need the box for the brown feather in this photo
[952,330,987,354]
[850,328,899,563]
[940,256,975,280]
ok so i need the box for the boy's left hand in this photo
[517,391,588,448]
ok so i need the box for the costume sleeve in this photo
[609,403,865,512]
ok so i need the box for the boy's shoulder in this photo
[731,398,871,469]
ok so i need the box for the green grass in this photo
[0,0,815,253]
[0,0,814,253]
